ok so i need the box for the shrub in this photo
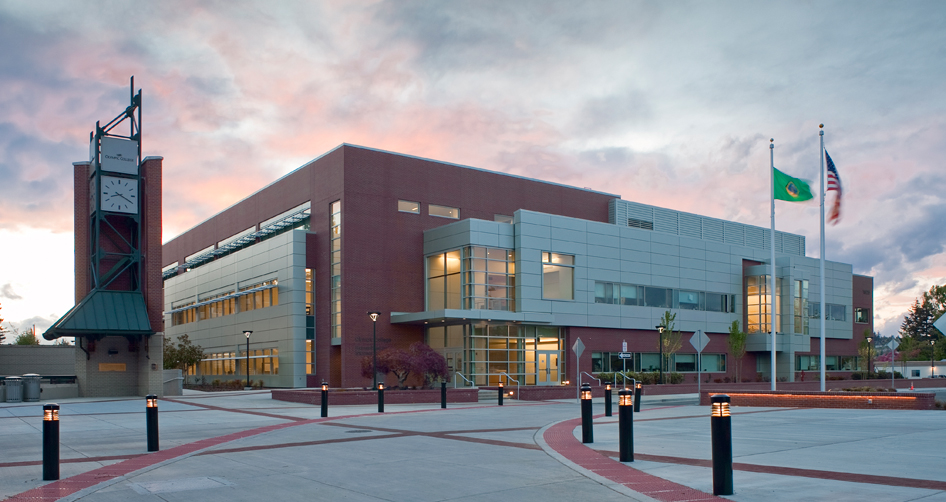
[212,379,222,388]
[851,373,863,380]
[669,372,684,384]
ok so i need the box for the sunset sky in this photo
[1,1,944,340]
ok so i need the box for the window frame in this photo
[429,204,459,219]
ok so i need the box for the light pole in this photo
[932,339,936,378]
[656,325,665,384]
[243,330,252,389]
[368,312,381,389]
[866,336,873,378]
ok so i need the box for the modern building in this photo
[161,144,873,388]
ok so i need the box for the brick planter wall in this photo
[698,390,935,410]
[272,388,478,405]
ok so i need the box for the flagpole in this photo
[770,139,777,390]
[819,124,827,391]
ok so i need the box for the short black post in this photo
[710,394,734,496]
[320,381,328,418]
[634,382,642,412]
[498,381,504,406]
[378,383,385,413]
[618,389,634,462]
[441,381,447,409]
[604,384,613,417]
[146,394,159,452]
[42,403,59,481]
[580,383,593,444]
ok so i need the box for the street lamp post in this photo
[243,330,253,390]
[866,336,873,378]
[932,339,936,378]
[656,325,665,384]
[368,312,381,389]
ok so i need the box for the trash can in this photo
[5,376,22,403]
[22,374,41,402]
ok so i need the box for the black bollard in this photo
[498,382,504,406]
[146,394,159,452]
[441,381,447,409]
[42,403,59,481]
[710,394,734,496]
[378,383,385,413]
[604,384,612,417]
[619,389,634,462]
[634,382,642,412]
[580,383,593,443]
[320,381,328,418]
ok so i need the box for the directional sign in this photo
[618,352,633,359]
[690,330,710,353]
[572,338,585,358]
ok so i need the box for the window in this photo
[429,204,459,219]
[238,280,278,312]
[494,214,513,224]
[305,268,314,315]
[855,307,870,324]
[542,252,574,300]
[427,246,515,311]
[746,275,780,334]
[398,200,420,214]
[675,290,703,310]
[809,303,846,321]
[644,287,671,308]
[794,280,809,335]
[912,370,920,377]
[330,201,341,339]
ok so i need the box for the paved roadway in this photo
[1,390,944,501]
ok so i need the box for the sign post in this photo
[690,330,710,396]
[887,339,899,389]
[622,340,628,375]
[573,338,585,401]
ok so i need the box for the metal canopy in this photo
[43,290,153,340]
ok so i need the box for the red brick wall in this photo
[74,162,91,302]
[141,157,163,331]
[698,390,933,410]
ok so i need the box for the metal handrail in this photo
[454,372,475,388]
[615,372,634,388]
[499,372,520,400]
[581,371,601,386]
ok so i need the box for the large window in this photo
[809,303,847,321]
[330,200,341,340]
[238,280,279,313]
[746,275,780,334]
[592,351,725,373]
[542,252,574,300]
[594,281,735,313]
[199,349,279,376]
[796,355,859,371]
[398,200,420,214]
[427,246,514,311]
[794,279,809,334]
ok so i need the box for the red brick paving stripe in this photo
[594,450,946,492]
[544,417,726,502]
[163,397,308,421]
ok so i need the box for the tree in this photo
[14,326,39,345]
[899,285,946,361]
[727,320,748,382]
[657,311,682,384]
[0,302,6,344]
[409,342,448,388]
[163,334,205,376]
[378,347,414,388]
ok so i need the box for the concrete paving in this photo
[0,389,943,501]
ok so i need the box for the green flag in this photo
[773,168,813,202]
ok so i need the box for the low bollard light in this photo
[146,394,159,452]
[441,381,447,409]
[320,381,328,418]
[498,381,504,406]
[580,383,593,443]
[43,403,59,481]
[710,394,734,496]
[604,383,612,417]
[634,382,642,412]
[378,383,385,413]
[619,389,634,461]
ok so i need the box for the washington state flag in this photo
[773,168,813,202]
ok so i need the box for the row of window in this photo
[198,348,280,376]
[594,281,736,313]
[592,351,727,373]
[330,201,341,339]
[795,355,861,371]
[398,199,516,224]
[170,281,279,326]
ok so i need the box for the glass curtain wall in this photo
[330,201,341,340]
[426,324,564,387]
[746,275,781,334]
[426,246,515,311]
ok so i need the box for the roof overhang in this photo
[43,290,153,340]
[390,309,554,326]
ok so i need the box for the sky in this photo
[0,0,944,342]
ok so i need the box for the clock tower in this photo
[45,78,164,397]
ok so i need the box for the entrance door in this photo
[536,351,559,385]
[446,350,465,386]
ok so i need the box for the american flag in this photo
[825,150,842,224]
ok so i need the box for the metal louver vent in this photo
[627,218,654,230]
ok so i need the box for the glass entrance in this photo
[537,351,559,385]
[445,350,464,385]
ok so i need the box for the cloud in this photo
[0,284,22,300]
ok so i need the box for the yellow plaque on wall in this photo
[98,363,127,372]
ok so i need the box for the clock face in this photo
[100,176,138,214]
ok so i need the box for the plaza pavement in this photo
[0,389,944,501]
